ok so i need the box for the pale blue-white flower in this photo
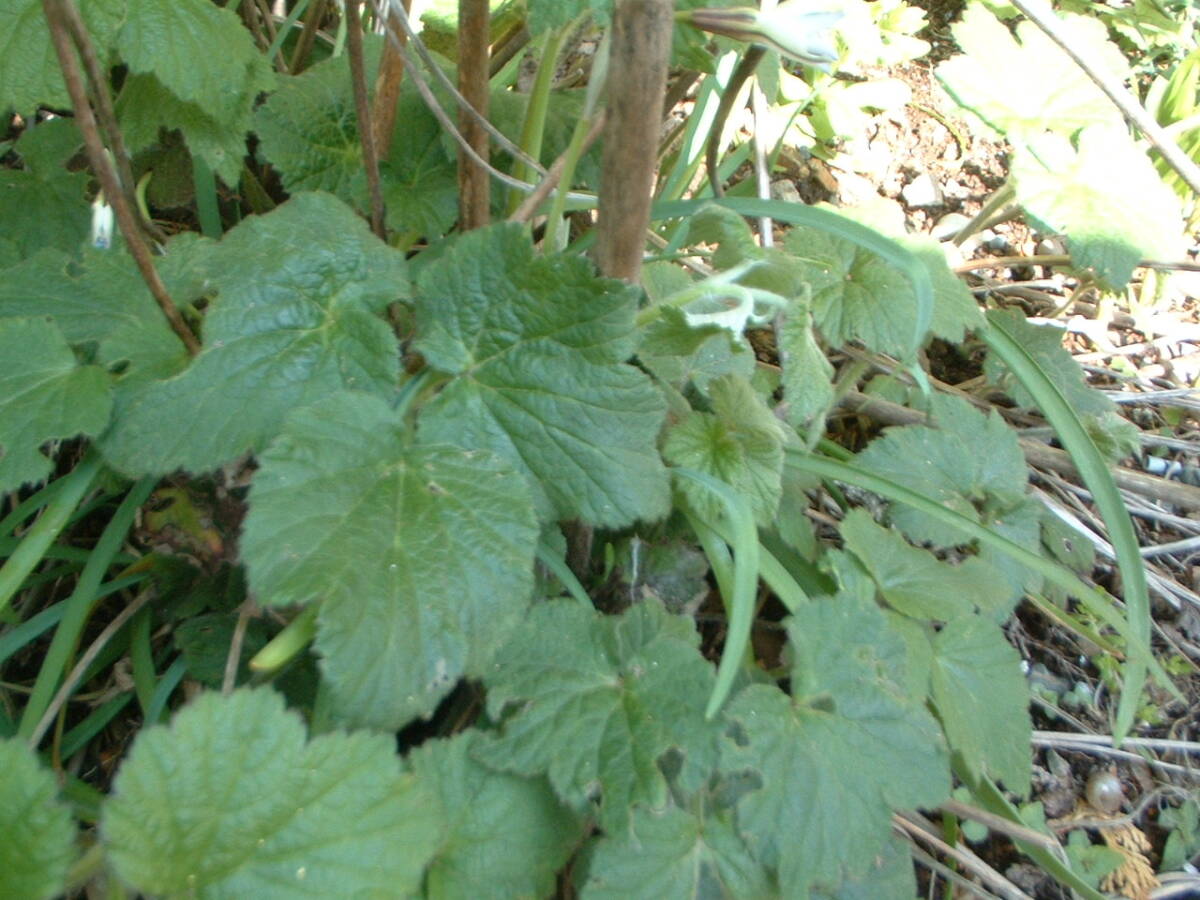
[687,3,843,71]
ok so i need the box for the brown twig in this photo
[457,0,491,231]
[345,0,386,239]
[56,0,166,243]
[290,0,329,74]
[508,112,606,225]
[42,0,199,356]
[370,0,412,158]
[593,0,674,282]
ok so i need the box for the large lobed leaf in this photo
[415,223,670,527]
[409,730,584,900]
[475,600,720,832]
[102,688,442,898]
[0,317,112,493]
[0,738,76,900]
[723,592,949,896]
[0,119,89,261]
[242,391,539,731]
[101,192,407,477]
[581,804,772,899]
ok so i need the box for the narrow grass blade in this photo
[980,313,1153,741]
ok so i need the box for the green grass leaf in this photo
[409,730,584,900]
[929,615,1032,794]
[0,318,112,492]
[664,374,785,525]
[100,193,406,476]
[0,739,76,900]
[580,804,771,899]
[102,688,443,897]
[242,391,539,731]
[723,592,949,895]
[476,600,720,832]
[416,224,669,527]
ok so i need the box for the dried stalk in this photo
[345,0,386,238]
[457,0,490,230]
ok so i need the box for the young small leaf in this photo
[416,224,670,527]
[242,391,539,731]
[476,600,720,831]
[101,193,406,476]
[0,317,112,493]
[102,688,442,898]
[664,374,785,525]
[0,738,76,900]
[581,804,771,899]
[409,731,584,900]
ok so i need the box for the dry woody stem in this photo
[41,0,200,356]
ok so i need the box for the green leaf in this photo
[116,72,255,186]
[0,0,126,114]
[723,593,949,896]
[103,688,443,898]
[0,317,112,493]
[0,738,76,900]
[840,508,1016,622]
[780,224,965,359]
[416,224,670,527]
[1009,127,1184,290]
[409,730,584,900]
[854,393,1034,552]
[528,0,612,34]
[983,308,1113,418]
[101,193,406,476]
[664,374,785,525]
[778,302,835,429]
[476,600,720,832]
[242,391,538,730]
[0,119,89,259]
[935,4,1127,139]
[929,616,1032,794]
[581,804,772,899]
[118,0,271,123]
[638,306,756,394]
[810,837,917,899]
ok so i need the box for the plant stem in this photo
[249,602,320,674]
[507,26,569,215]
[593,0,674,282]
[370,0,412,156]
[458,0,491,230]
[345,0,387,239]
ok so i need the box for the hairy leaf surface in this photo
[0,739,76,900]
[476,600,719,831]
[0,120,89,259]
[930,616,1032,794]
[101,193,406,476]
[243,392,538,730]
[581,804,771,899]
[0,0,125,113]
[0,318,111,492]
[409,731,584,900]
[103,689,442,897]
[416,224,669,527]
[840,508,1015,622]
[664,374,785,525]
[723,593,949,896]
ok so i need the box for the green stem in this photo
[18,477,156,742]
[0,452,103,621]
[507,27,568,215]
[249,603,320,674]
